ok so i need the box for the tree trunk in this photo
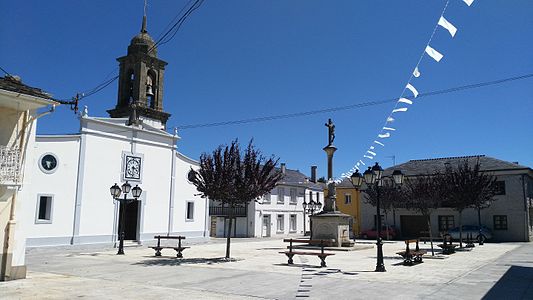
[225,213,233,259]
[426,215,434,256]
[458,211,463,248]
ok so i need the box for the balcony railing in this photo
[209,205,247,217]
[0,146,21,184]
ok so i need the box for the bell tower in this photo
[107,14,171,129]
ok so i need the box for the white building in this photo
[19,16,209,249]
[210,164,325,238]
[0,75,57,281]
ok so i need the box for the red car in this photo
[360,226,398,239]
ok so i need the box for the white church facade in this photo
[19,16,209,248]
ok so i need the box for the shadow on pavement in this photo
[482,265,533,300]
[133,257,242,267]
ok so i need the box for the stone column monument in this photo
[310,119,353,247]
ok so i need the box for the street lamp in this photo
[350,162,404,272]
[110,181,142,255]
[302,197,322,237]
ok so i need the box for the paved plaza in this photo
[2,237,533,299]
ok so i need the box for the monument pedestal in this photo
[311,211,354,247]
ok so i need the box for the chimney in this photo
[311,165,317,183]
[280,163,286,174]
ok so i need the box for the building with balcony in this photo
[209,164,325,238]
[0,75,57,281]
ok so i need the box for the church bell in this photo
[146,84,154,97]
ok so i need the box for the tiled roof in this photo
[383,155,531,176]
[277,167,325,191]
[0,76,53,99]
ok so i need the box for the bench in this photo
[280,239,335,267]
[437,234,457,254]
[396,239,427,265]
[149,235,190,258]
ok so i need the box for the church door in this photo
[119,200,140,240]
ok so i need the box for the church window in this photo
[36,195,53,223]
[186,201,194,221]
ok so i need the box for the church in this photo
[19,16,209,248]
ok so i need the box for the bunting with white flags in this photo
[406,83,419,98]
[336,0,475,183]
[398,98,413,105]
[413,67,421,78]
[438,16,457,37]
[425,45,444,62]
[392,107,408,113]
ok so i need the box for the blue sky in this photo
[2,1,532,179]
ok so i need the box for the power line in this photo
[55,0,204,109]
[174,72,533,130]
[0,66,10,76]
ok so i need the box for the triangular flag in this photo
[406,83,419,98]
[356,162,361,166]
[413,67,421,78]
[364,155,374,160]
[378,133,390,138]
[383,127,396,131]
[398,98,413,105]
[374,140,385,146]
[367,150,377,156]
[358,160,365,166]
[438,16,457,37]
[387,116,395,122]
[463,0,474,6]
[425,45,444,62]
[392,107,408,113]
[369,146,375,150]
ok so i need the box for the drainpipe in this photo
[521,174,529,242]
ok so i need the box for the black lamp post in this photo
[350,162,404,272]
[110,181,142,255]
[302,197,322,237]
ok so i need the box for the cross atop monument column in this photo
[323,118,337,212]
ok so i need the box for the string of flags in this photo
[336,0,475,184]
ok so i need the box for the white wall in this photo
[21,135,80,246]
[172,153,208,238]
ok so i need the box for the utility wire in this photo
[0,66,11,76]
[174,72,533,130]
[54,0,204,108]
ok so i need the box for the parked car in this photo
[360,226,398,240]
[446,225,492,241]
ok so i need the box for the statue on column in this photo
[325,118,335,146]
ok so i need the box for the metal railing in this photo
[0,145,21,184]
[209,205,247,217]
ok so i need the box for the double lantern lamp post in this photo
[350,162,404,272]
[110,181,142,255]
[302,197,322,237]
